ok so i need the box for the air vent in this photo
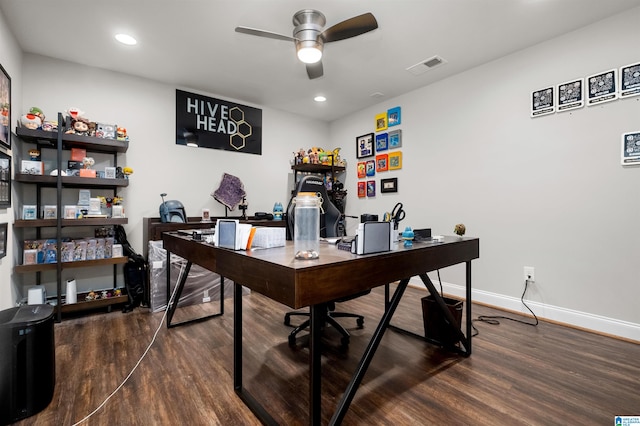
[406,55,447,76]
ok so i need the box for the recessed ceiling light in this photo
[115,34,137,46]
[314,95,327,102]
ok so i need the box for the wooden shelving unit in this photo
[13,113,131,320]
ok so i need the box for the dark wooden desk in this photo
[162,232,479,425]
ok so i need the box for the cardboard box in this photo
[71,148,86,161]
[79,168,96,178]
[21,160,44,175]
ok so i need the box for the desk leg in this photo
[166,260,191,328]
[466,261,472,356]
[309,304,323,426]
[330,278,410,425]
[233,282,278,426]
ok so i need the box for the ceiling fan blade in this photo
[235,26,296,42]
[321,13,378,43]
[306,61,323,79]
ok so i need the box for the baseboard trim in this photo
[408,278,640,343]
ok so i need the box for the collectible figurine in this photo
[29,149,41,161]
[116,126,129,141]
[21,112,42,130]
[82,157,95,169]
[66,118,91,135]
[402,227,414,248]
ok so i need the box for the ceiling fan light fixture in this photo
[296,41,323,64]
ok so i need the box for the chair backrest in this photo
[287,175,341,239]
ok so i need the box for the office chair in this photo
[284,175,370,347]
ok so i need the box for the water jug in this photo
[293,192,321,259]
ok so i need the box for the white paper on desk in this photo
[251,227,285,248]
[237,224,253,250]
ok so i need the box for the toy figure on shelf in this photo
[21,107,45,130]
[117,126,129,141]
[66,117,91,136]
[29,149,41,161]
[82,157,95,169]
[122,166,133,178]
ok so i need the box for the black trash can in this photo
[0,304,55,425]
[421,295,463,349]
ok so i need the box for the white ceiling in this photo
[2,0,640,122]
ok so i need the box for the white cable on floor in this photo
[71,261,187,426]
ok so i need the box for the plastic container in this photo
[293,192,321,259]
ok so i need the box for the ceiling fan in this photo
[235,9,378,79]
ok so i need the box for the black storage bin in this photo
[0,304,55,425]
[421,295,463,348]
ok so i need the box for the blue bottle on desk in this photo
[402,227,414,248]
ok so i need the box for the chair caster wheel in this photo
[356,318,364,328]
[341,336,350,347]
[288,335,297,347]
[284,316,291,326]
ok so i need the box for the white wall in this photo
[331,8,640,340]
[0,9,23,310]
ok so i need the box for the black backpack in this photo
[115,225,147,312]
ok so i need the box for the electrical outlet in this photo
[524,266,535,283]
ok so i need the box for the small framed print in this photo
[104,166,116,179]
[388,129,402,149]
[621,131,640,166]
[356,133,374,159]
[357,181,366,198]
[557,78,584,112]
[388,151,403,170]
[0,223,7,259]
[111,205,124,218]
[387,106,401,127]
[0,63,10,150]
[376,133,388,152]
[64,205,77,219]
[620,62,640,99]
[531,86,555,117]
[23,248,37,265]
[366,180,376,197]
[375,112,388,132]
[376,154,388,172]
[0,151,10,208]
[365,160,375,177]
[202,208,211,222]
[381,178,398,193]
[586,69,617,106]
[357,162,366,179]
[22,205,37,220]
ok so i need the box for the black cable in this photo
[474,279,539,330]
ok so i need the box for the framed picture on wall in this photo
[356,133,374,159]
[0,151,11,208]
[380,178,398,193]
[376,133,388,152]
[620,62,640,99]
[375,113,388,132]
[367,180,376,197]
[376,154,388,172]
[586,69,617,106]
[389,151,402,170]
[0,63,10,150]
[388,129,402,149]
[388,106,401,127]
[0,223,7,259]
[621,131,640,166]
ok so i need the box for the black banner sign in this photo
[175,89,262,155]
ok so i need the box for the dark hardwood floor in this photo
[11,285,639,425]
